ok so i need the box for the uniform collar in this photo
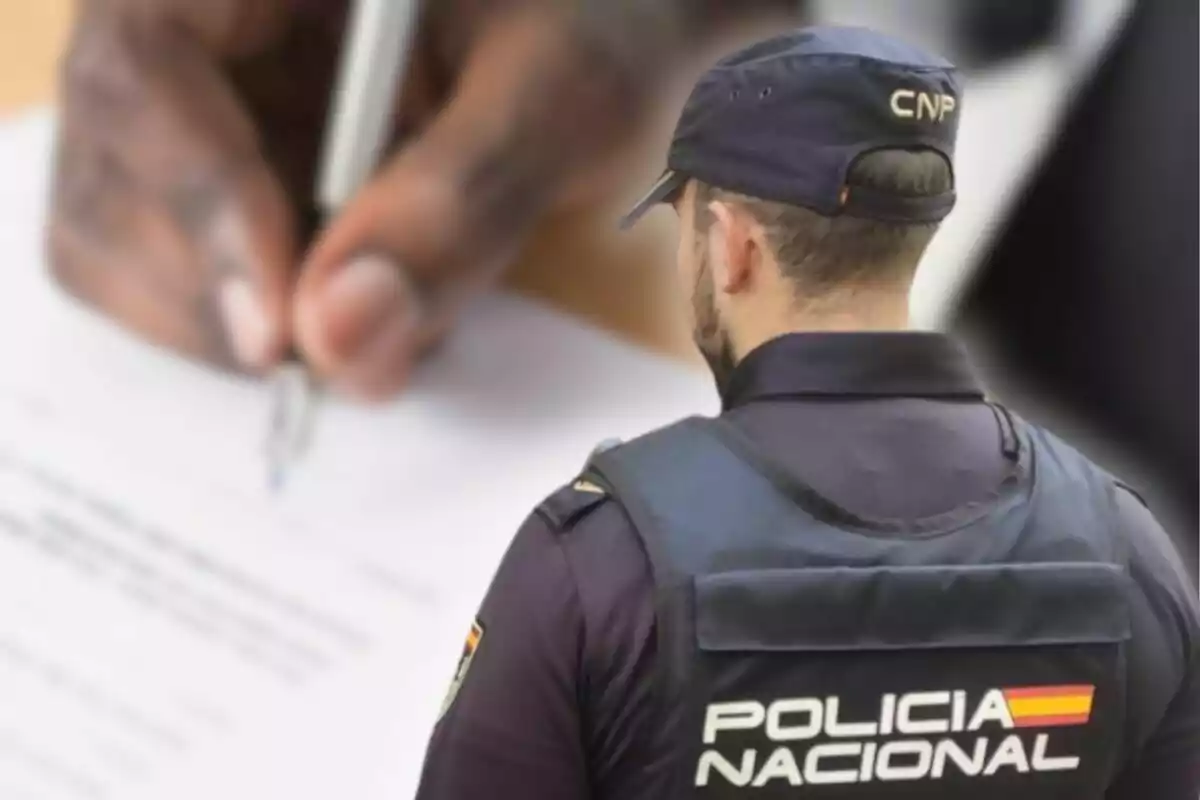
[721,332,985,410]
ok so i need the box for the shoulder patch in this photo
[535,479,610,531]
[438,618,485,722]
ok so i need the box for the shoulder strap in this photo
[584,416,817,581]
[534,479,610,532]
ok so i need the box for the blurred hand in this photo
[50,0,795,399]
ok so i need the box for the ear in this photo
[708,200,755,293]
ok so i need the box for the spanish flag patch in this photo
[1002,684,1095,728]
[439,619,485,721]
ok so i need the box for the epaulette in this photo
[534,477,611,532]
[534,437,625,532]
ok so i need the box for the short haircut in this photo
[695,148,953,292]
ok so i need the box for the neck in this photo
[730,286,912,358]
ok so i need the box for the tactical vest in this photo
[584,410,1131,799]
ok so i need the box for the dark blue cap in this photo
[621,26,963,229]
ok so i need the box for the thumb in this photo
[292,150,510,400]
[293,9,646,400]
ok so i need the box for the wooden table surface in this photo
[0,0,699,363]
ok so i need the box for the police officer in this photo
[415,26,1199,800]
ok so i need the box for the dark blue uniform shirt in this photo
[415,332,1200,799]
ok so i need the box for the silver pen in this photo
[264,0,422,491]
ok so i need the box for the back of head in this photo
[622,26,964,379]
[695,147,954,297]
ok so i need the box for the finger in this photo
[48,214,233,366]
[56,15,297,371]
[106,0,292,58]
[50,101,253,365]
[292,161,496,401]
[293,8,644,399]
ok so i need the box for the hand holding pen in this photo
[47,0,789,411]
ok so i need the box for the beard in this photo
[692,248,739,397]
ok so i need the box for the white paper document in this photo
[0,111,718,800]
[0,400,449,800]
